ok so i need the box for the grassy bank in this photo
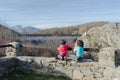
[0,70,71,80]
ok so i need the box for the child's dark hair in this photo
[61,39,66,45]
[77,40,84,47]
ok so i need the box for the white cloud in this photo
[31,24,58,29]
[31,23,72,29]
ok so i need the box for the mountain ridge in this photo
[9,25,40,34]
[32,21,109,35]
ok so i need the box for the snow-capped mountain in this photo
[10,25,40,34]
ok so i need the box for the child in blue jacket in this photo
[74,40,84,62]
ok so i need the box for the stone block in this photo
[73,68,84,80]
[80,62,95,67]
[98,47,115,67]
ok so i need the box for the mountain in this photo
[10,25,40,34]
[32,21,108,35]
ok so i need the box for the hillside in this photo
[80,23,120,49]
[32,21,108,35]
[0,24,21,44]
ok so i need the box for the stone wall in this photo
[0,47,120,80]
[5,42,23,56]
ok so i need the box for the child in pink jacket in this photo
[56,39,72,60]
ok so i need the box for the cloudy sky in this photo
[0,0,120,29]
